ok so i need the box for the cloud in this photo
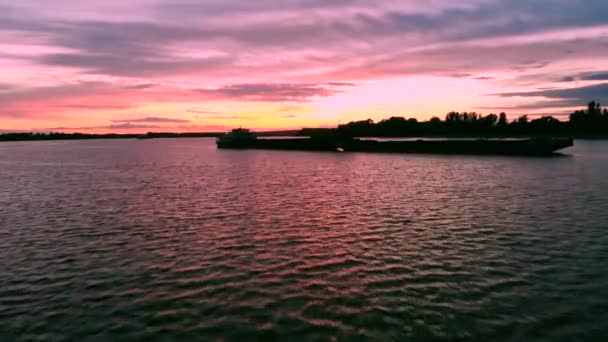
[0,83,13,91]
[124,83,157,90]
[560,71,608,82]
[175,124,232,131]
[195,83,344,102]
[39,52,233,77]
[378,0,608,44]
[0,81,204,118]
[41,123,163,131]
[283,114,297,118]
[187,109,220,114]
[277,106,303,112]
[4,0,608,81]
[444,73,472,78]
[327,35,608,80]
[493,83,608,103]
[195,115,250,119]
[36,122,231,132]
[582,72,608,81]
[111,116,190,123]
[325,82,357,87]
[2,0,608,130]
[51,104,135,110]
[155,0,373,17]
[109,123,161,129]
[155,0,608,47]
[0,82,126,118]
[559,76,576,82]
[476,99,584,111]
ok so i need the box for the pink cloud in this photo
[2,0,608,131]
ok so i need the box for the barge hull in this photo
[218,138,574,156]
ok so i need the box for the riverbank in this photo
[0,130,299,142]
[2,132,606,142]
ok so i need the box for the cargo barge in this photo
[216,129,573,156]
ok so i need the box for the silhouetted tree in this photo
[529,116,564,133]
[589,101,602,116]
[569,101,608,134]
[516,115,529,124]
[498,112,508,127]
[480,114,498,126]
[333,102,608,138]
[446,112,460,122]
[469,112,479,122]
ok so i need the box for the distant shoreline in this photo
[1,131,607,142]
[3,102,608,142]
[0,131,301,142]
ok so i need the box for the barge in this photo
[216,129,573,156]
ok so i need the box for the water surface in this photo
[1,139,607,340]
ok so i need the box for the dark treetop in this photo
[318,101,608,138]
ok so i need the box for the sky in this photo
[1,0,608,133]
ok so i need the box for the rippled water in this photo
[1,138,608,341]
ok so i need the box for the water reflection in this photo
[0,139,607,340]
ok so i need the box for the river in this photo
[1,138,607,340]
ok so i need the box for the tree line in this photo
[331,101,608,137]
[3,101,608,141]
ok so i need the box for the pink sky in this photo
[1,0,608,133]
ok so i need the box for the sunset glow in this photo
[2,0,608,133]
